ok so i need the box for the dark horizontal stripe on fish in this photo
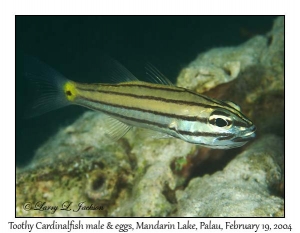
[176,130,234,138]
[78,95,208,123]
[84,104,234,138]
[211,110,231,117]
[184,89,224,106]
[76,86,228,111]
[184,89,252,123]
[100,83,186,92]
[103,82,225,107]
[216,134,235,141]
[234,121,251,128]
[84,105,172,132]
[120,83,228,108]
[217,100,253,124]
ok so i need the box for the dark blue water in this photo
[16,16,277,167]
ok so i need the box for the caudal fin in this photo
[24,56,71,118]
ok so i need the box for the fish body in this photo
[25,57,256,149]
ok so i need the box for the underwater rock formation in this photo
[16,16,284,217]
[176,36,266,93]
[176,135,284,217]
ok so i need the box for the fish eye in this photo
[209,110,232,128]
[209,117,230,127]
[215,118,228,127]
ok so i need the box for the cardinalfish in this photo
[24,56,256,149]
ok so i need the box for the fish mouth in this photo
[243,125,256,136]
[232,125,256,142]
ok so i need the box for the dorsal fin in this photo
[101,57,139,83]
[145,62,173,86]
[224,101,241,111]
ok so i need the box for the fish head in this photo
[203,107,256,149]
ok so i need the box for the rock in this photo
[176,135,284,217]
[176,36,267,93]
